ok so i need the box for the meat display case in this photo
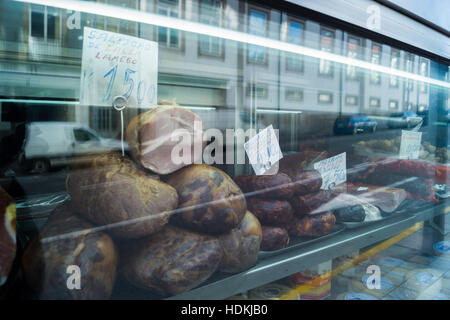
[0,0,449,301]
[168,201,448,300]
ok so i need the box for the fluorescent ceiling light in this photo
[15,0,450,89]
[0,99,79,105]
[181,106,216,111]
[0,98,217,110]
[257,109,303,114]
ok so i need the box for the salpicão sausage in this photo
[234,173,295,200]
[260,226,290,251]
[247,199,294,226]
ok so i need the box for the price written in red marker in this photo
[399,130,422,160]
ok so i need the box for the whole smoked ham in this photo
[126,105,203,175]
[219,211,262,273]
[122,225,221,296]
[165,164,247,235]
[22,204,118,299]
[66,152,178,239]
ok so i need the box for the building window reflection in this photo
[319,28,334,76]
[157,0,182,49]
[285,19,304,72]
[389,49,400,87]
[198,0,224,57]
[247,9,267,64]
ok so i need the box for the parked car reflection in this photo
[387,111,423,129]
[416,108,429,126]
[16,122,127,173]
[333,114,378,135]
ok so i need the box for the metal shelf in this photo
[167,201,448,300]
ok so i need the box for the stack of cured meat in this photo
[235,152,337,251]
[21,104,263,299]
[348,157,440,202]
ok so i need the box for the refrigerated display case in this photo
[0,0,448,300]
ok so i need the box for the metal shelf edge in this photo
[168,202,447,300]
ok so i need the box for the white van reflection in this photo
[19,122,128,173]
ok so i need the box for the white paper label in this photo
[314,152,347,190]
[399,130,422,159]
[244,125,283,175]
[79,27,158,108]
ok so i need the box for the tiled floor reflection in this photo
[329,217,450,300]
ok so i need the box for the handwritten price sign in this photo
[79,27,158,107]
[399,130,422,159]
[244,125,283,175]
[314,152,347,190]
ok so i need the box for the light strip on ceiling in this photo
[15,0,450,89]
[0,99,80,105]
[257,109,303,114]
[181,106,216,111]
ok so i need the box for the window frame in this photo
[369,42,382,85]
[369,97,381,108]
[285,87,304,102]
[404,52,415,91]
[284,17,305,73]
[317,91,334,105]
[318,26,335,77]
[246,82,269,99]
[155,0,184,50]
[418,57,429,93]
[73,128,100,143]
[345,34,362,81]
[246,6,270,66]
[389,48,400,88]
[28,4,62,42]
[197,0,225,59]
[345,94,359,106]
[389,99,399,110]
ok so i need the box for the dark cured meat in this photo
[334,205,366,222]
[122,225,221,296]
[165,164,247,235]
[343,182,407,212]
[279,152,328,172]
[280,169,323,196]
[218,211,262,273]
[290,190,338,216]
[21,203,118,299]
[234,173,295,199]
[286,211,336,238]
[346,154,378,182]
[260,226,290,251]
[355,172,435,201]
[247,199,294,226]
[373,159,436,179]
[66,152,178,239]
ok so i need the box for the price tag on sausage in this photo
[399,130,422,159]
[244,125,283,175]
[314,152,346,190]
[79,27,158,107]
